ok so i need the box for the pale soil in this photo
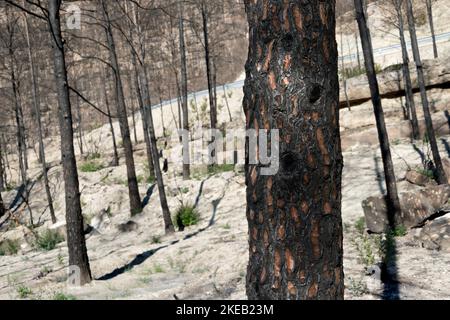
[0,76,449,300]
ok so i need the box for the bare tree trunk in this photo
[102,67,119,167]
[354,29,362,70]
[406,0,447,184]
[48,0,92,285]
[179,2,190,180]
[74,81,84,157]
[159,95,166,137]
[223,85,232,122]
[426,0,438,59]
[24,12,56,223]
[0,143,4,192]
[128,73,138,145]
[132,2,174,234]
[340,28,352,110]
[355,0,402,221]
[394,0,420,140]
[100,0,142,214]
[244,0,344,300]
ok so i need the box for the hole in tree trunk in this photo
[280,151,298,173]
[309,84,323,104]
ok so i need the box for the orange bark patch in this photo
[258,212,264,224]
[324,202,332,214]
[250,166,257,186]
[307,282,319,299]
[274,249,281,277]
[252,227,258,241]
[307,152,315,167]
[298,270,306,285]
[311,220,321,259]
[282,0,290,31]
[301,201,309,214]
[263,229,270,248]
[263,40,274,72]
[277,225,286,240]
[288,282,297,296]
[322,35,329,63]
[290,207,300,223]
[260,267,267,284]
[285,249,295,274]
[293,5,303,33]
[283,53,291,71]
[319,2,328,28]
[268,72,277,90]
[316,128,330,165]
[312,112,320,122]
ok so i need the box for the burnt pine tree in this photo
[101,67,119,167]
[425,0,438,59]
[406,0,447,184]
[100,0,143,214]
[244,0,344,299]
[393,0,419,140]
[23,11,57,223]
[179,2,191,180]
[48,0,92,285]
[355,0,402,222]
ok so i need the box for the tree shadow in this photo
[440,138,450,158]
[141,184,156,208]
[412,144,426,164]
[373,155,385,194]
[97,181,227,281]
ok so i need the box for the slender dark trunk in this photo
[139,65,175,235]
[132,3,174,233]
[426,0,438,59]
[101,0,142,214]
[406,0,447,184]
[48,0,92,285]
[340,29,351,111]
[0,143,4,192]
[24,12,56,223]
[394,0,420,140]
[202,2,217,132]
[128,73,138,145]
[223,85,233,122]
[244,0,344,299]
[355,0,402,220]
[179,3,190,180]
[74,82,84,157]
[159,95,166,137]
[102,68,119,167]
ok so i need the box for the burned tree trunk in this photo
[24,12,56,223]
[179,3,190,180]
[100,0,142,214]
[394,0,420,140]
[426,0,438,59]
[102,67,119,167]
[48,0,92,285]
[244,0,344,299]
[74,81,84,157]
[355,0,402,221]
[406,0,447,184]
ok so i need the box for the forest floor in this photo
[1,70,450,300]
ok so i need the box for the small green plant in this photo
[207,164,235,176]
[416,168,434,179]
[347,277,368,297]
[392,225,407,237]
[0,239,20,256]
[80,161,104,173]
[151,235,161,244]
[57,253,64,266]
[17,285,32,299]
[180,187,189,194]
[174,204,199,228]
[34,229,64,251]
[153,264,165,273]
[222,223,231,230]
[354,217,366,235]
[53,292,76,300]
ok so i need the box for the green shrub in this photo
[34,229,64,251]
[151,235,161,244]
[392,225,407,237]
[86,152,101,160]
[80,161,104,173]
[416,168,434,179]
[207,164,235,175]
[354,217,366,235]
[53,292,77,300]
[341,64,382,79]
[17,285,32,299]
[174,204,199,228]
[0,239,20,256]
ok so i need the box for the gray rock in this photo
[362,185,450,233]
[405,170,437,187]
[416,215,450,252]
